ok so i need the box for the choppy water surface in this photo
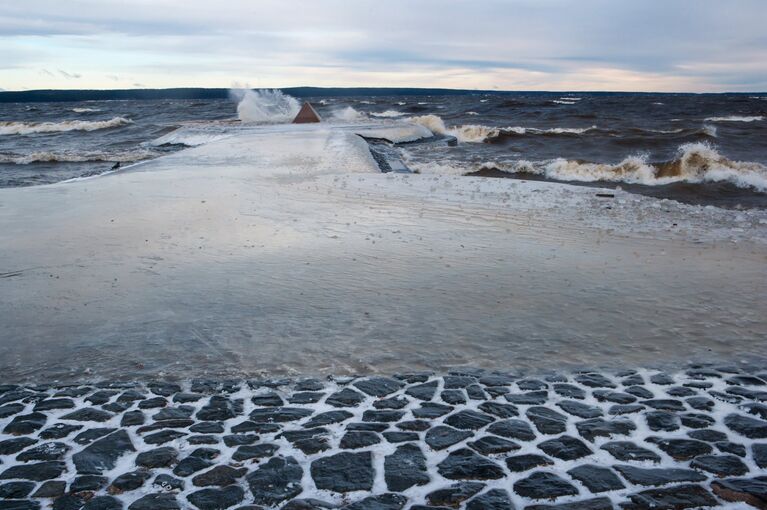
[1,92,766,207]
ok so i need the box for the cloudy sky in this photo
[1,0,766,92]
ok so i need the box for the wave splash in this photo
[409,114,596,143]
[0,117,133,136]
[230,89,300,123]
[705,115,764,123]
[409,142,767,192]
[0,149,157,165]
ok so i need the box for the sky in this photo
[1,0,766,92]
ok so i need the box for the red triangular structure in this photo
[292,102,322,124]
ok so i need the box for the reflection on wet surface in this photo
[1,127,765,383]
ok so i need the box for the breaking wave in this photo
[408,114,596,143]
[0,117,133,136]
[410,143,767,192]
[331,106,368,122]
[369,110,405,118]
[72,107,102,113]
[149,126,231,147]
[229,89,300,123]
[0,149,157,165]
[704,115,764,123]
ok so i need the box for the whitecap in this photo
[0,117,133,136]
[704,115,763,122]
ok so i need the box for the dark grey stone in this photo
[223,434,258,447]
[82,496,123,510]
[444,375,477,389]
[754,443,767,468]
[624,386,654,399]
[187,486,245,510]
[412,402,453,419]
[0,482,35,499]
[39,423,82,439]
[440,390,466,405]
[247,456,303,505]
[437,448,505,480]
[553,384,586,399]
[477,402,518,418]
[468,435,520,455]
[232,444,278,461]
[51,495,85,510]
[690,455,749,477]
[0,438,37,455]
[197,396,242,421]
[109,470,150,493]
[592,390,636,404]
[487,419,536,441]
[465,489,514,510]
[353,377,403,397]
[385,443,429,491]
[127,493,180,510]
[148,382,182,396]
[60,408,113,422]
[614,465,707,486]
[527,406,568,434]
[0,462,66,481]
[325,388,366,407]
[425,425,472,450]
[383,431,419,443]
[120,411,145,426]
[136,446,177,468]
[33,399,75,411]
[373,396,410,409]
[16,442,69,461]
[628,484,718,509]
[251,393,284,407]
[711,477,767,508]
[525,497,612,510]
[154,407,194,421]
[444,410,495,430]
[192,466,247,487]
[643,399,685,411]
[4,413,46,435]
[191,422,224,434]
[725,413,767,438]
[362,410,404,423]
[567,465,624,493]
[513,472,578,499]
[340,431,381,449]
[647,437,713,460]
[143,430,187,445]
[341,494,407,510]
[426,482,485,507]
[574,373,615,388]
[538,435,592,460]
[575,418,636,442]
[688,429,728,442]
[173,456,212,477]
[405,381,438,401]
[154,474,184,491]
[600,441,661,462]
[557,400,602,419]
[289,392,324,404]
[311,451,373,492]
[32,479,66,498]
[505,391,548,405]
[505,454,554,472]
[646,411,680,432]
[680,413,715,429]
[70,475,108,492]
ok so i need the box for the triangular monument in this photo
[292,102,322,124]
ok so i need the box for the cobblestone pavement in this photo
[1,366,767,509]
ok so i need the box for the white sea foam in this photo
[72,107,101,113]
[149,126,231,147]
[369,110,405,118]
[552,100,577,105]
[408,114,596,142]
[466,111,479,116]
[229,88,300,123]
[407,142,767,191]
[705,115,764,122]
[331,106,368,122]
[0,117,133,136]
[0,149,157,164]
